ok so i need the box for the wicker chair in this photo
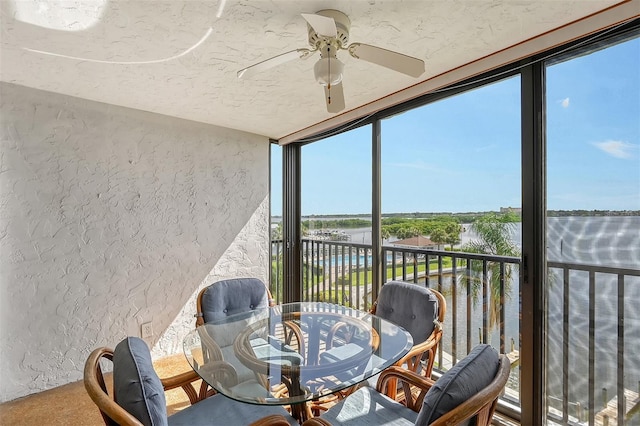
[369,281,446,384]
[314,280,446,410]
[304,344,511,426]
[84,337,298,426]
[193,277,304,401]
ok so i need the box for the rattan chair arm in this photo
[377,366,435,412]
[84,347,145,426]
[195,286,208,327]
[394,330,442,373]
[160,369,209,404]
[160,369,201,390]
[266,286,276,307]
[369,301,378,315]
[282,320,306,361]
[325,321,348,349]
[377,366,436,390]
[301,418,333,426]
[407,332,439,357]
[249,414,297,426]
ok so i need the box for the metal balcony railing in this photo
[270,238,640,425]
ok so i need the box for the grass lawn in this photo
[350,256,460,283]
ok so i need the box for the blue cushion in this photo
[167,393,298,426]
[319,343,364,364]
[415,344,500,425]
[319,386,418,426]
[376,281,439,345]
[201,278,269,322]
[113,337,168,426]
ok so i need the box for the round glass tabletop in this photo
[183,302,413,407]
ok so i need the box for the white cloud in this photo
[592,140,637,159]
[560,98,570,108]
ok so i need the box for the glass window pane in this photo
[270,143,283,302]
[381,76,522,408]
[300,126,372,309]
[545,35,640,425]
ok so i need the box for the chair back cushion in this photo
[201,278,269,322]
[415,344,500,425]
[376,281,439,344]
[113,337,168,426]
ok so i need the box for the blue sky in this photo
[272,37,639,216]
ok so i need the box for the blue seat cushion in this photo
[319,342,364,364]
[113,337,168,426]
[111,337,297,426]
[376,281,439,345]
[202,278,269,322]
[167,394,298,426]
[319,386,418,426]
[415,344,500,425]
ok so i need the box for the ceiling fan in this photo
[237,9,425,114]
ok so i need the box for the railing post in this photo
[576,402,583,422]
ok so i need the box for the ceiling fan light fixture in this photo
[314,57,344,86]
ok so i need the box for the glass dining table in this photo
[183,301,413,422]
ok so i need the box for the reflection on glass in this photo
[545,35,640,425]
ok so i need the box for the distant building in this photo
[500,207,522,214]
[391,235,438,249]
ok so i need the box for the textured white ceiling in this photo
[0,0,629,140]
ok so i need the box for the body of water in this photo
[439,216,639,420]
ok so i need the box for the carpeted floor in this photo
[0,353,193,426]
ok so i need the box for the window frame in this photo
[275,19,640,424]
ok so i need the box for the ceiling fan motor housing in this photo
[307,9,351,48]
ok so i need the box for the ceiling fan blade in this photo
[348,43,425,78]
[237,49,312,79]
[301,13,337,38]
[324,82,345,113]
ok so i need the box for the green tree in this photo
[443,222,462,250]
[396,226,420,240]
[461,212,520,329]
[430,227,447,250]
[271,223,283,240]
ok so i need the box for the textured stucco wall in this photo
[0,82,270,402]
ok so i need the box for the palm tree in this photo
[461,212,520,330]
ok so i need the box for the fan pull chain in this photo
[327,45,332,104]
